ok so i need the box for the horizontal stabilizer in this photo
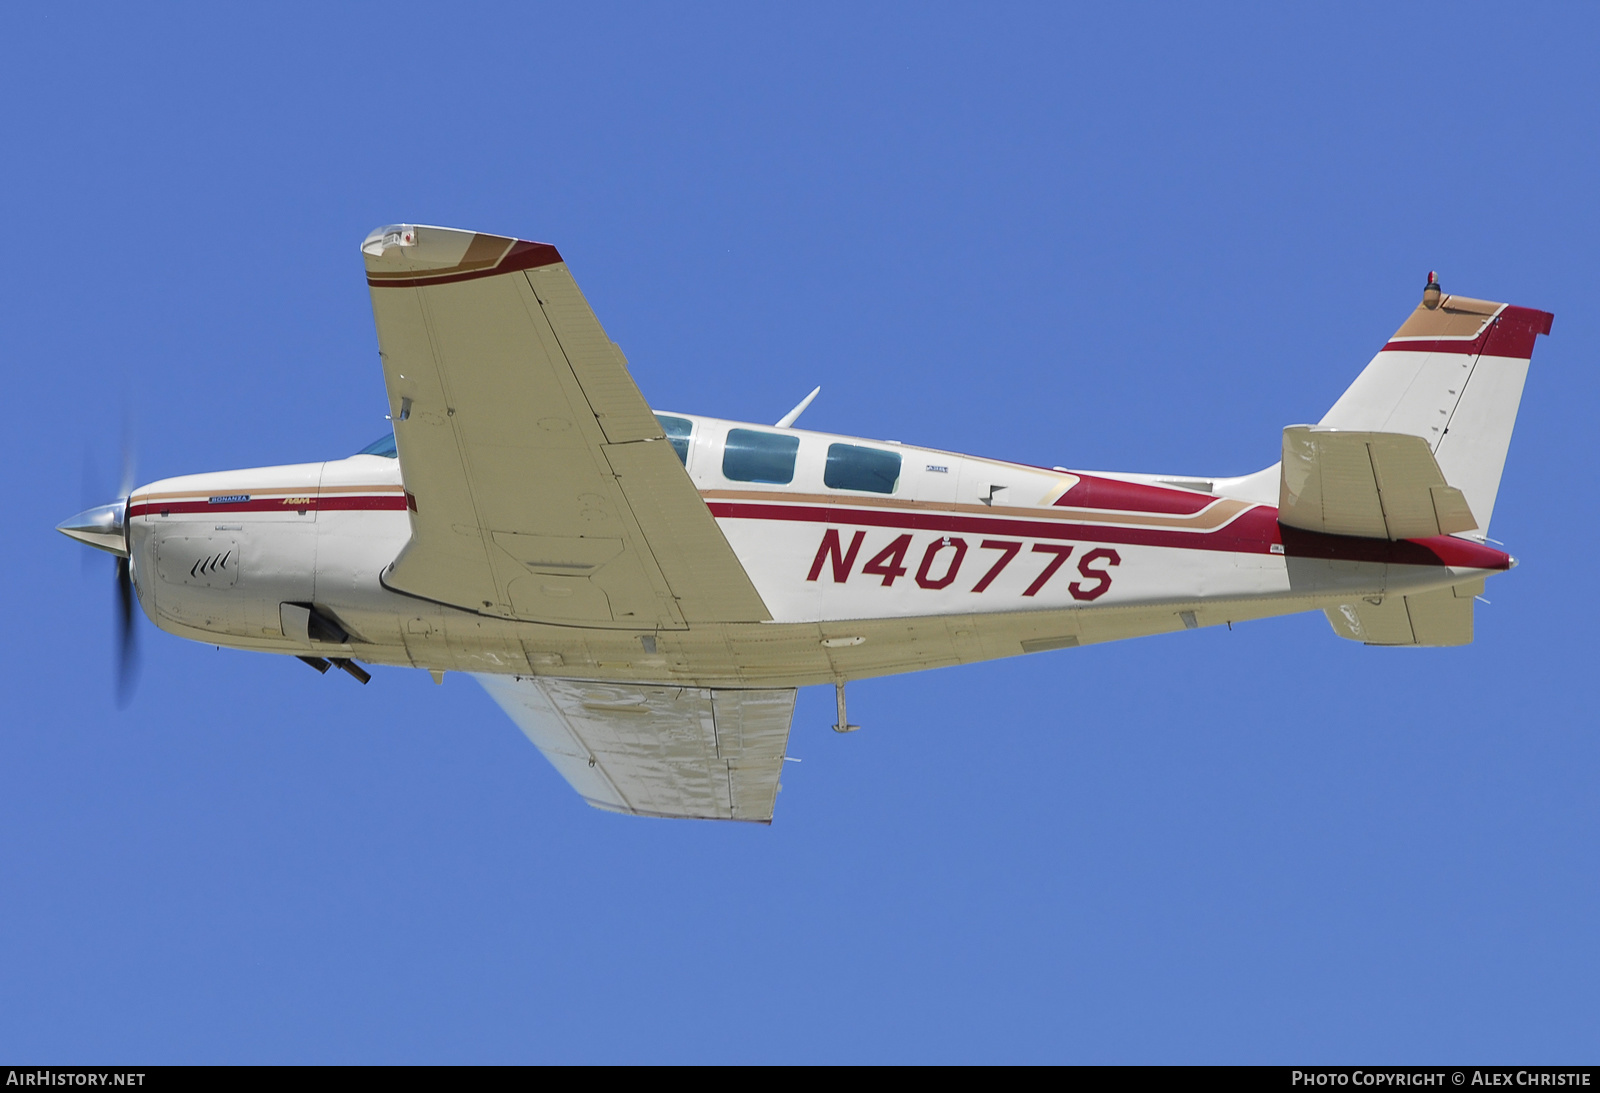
[1323,582,1479,647]
[1279,426,1477,540]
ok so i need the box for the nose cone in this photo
[57,501,129,557]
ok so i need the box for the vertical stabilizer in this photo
[1318,276,1552,533]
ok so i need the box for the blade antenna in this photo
[775,386,821,429]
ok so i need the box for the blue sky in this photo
[3,4,1598,1063]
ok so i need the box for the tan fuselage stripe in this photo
[131,484,406,503]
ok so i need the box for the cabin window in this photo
[656,415,693,465]
[722,428,799,484]
[356,432,398,458]
[825,443,901,494]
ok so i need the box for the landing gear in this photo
[328,658,371,685]
[298,654,369,684]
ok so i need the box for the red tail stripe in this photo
[1383,304,1554,359]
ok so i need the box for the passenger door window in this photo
[825,443,901,494]
[723,428,799,484]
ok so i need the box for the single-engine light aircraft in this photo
[58,225,1553,822]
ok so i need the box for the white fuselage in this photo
[126,412,1510,688]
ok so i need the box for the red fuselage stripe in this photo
[706,501,1512,570]
[709,499,1280,553]
[128,496,408,518]
[1053,474,1213,514]
[127,496,1512,571]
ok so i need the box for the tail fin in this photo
[1318,276,1553,533]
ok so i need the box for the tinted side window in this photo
[356,432,398,458]
[723,429,799,484]
[656,415,692,465]
[825,443,901,494]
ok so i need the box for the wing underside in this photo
[476,674,797,822]
[362,223,769,629]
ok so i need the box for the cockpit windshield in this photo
[356,432,398,458]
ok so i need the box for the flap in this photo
[361,223,769,628]
[1280,426,1478,540]
[475,674,796,822]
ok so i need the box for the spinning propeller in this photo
[59,448,140,706]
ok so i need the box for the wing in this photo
[476,674,796,822]
[361,223,769,629]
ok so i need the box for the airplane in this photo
[57,224,1553,823]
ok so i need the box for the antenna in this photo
[775,386,821,428]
